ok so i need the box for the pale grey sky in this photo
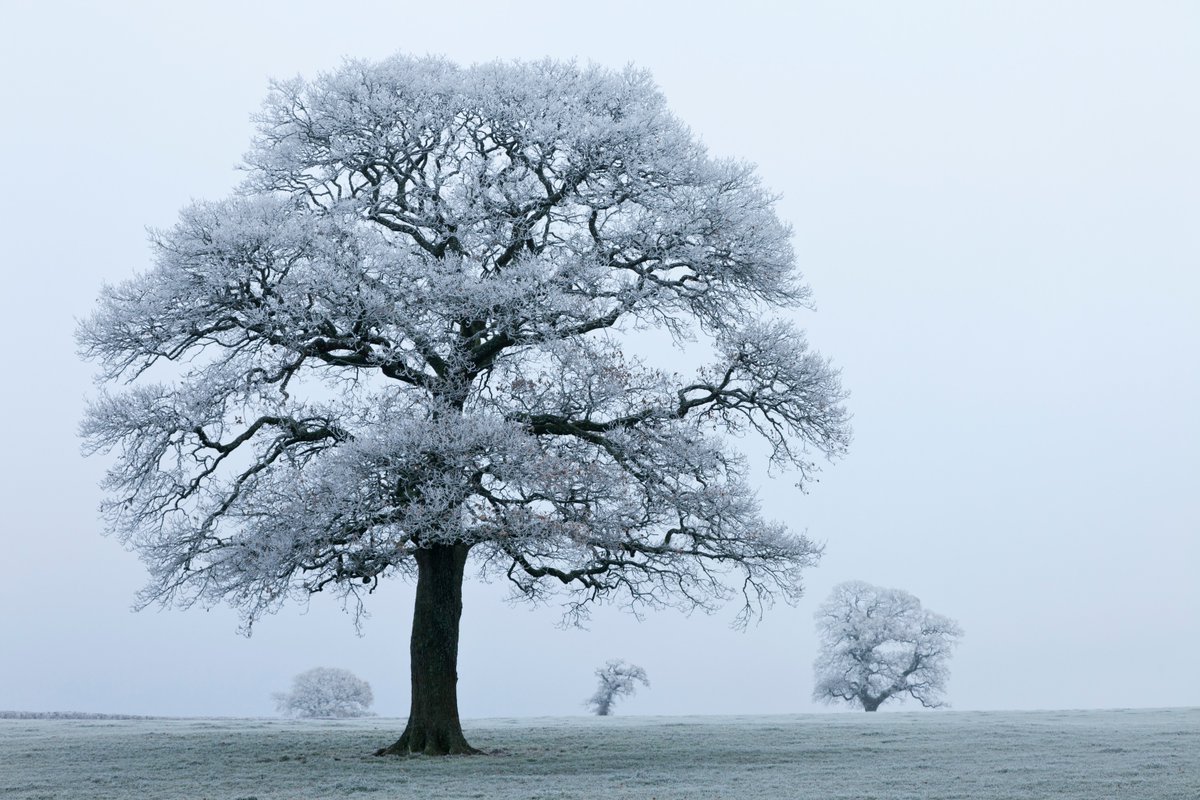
[1,0,1196,718]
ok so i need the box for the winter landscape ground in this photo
[2,708,1196,799]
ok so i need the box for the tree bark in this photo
[375,543,480,756]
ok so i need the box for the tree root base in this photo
[374,729,481,757]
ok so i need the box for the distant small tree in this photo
[587,660,649,716]
[813,581,962,712]
[274,667,374,718]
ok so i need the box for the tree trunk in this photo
[861,693,884,712]
[375,543,479,756]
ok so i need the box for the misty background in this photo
[1,0,1196,718]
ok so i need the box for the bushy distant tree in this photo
[79,53,850,755]
[813,581,962,712]
[274,667,374,718]
[587,660,650,716]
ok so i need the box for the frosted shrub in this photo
[274,667,374,718]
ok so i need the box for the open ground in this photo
[2,708,1196,799]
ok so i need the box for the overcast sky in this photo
[1,1,1196,718]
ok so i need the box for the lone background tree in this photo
[274,667,375,718]
[79,54,850,755]
[813,581,962,712]
[586,660,649,716]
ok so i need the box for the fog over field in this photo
[0,0,1197,727]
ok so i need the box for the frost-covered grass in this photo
[2,708,1196,799]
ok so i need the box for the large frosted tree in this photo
[79,55,850,755]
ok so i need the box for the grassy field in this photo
[2,708,1196,799]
